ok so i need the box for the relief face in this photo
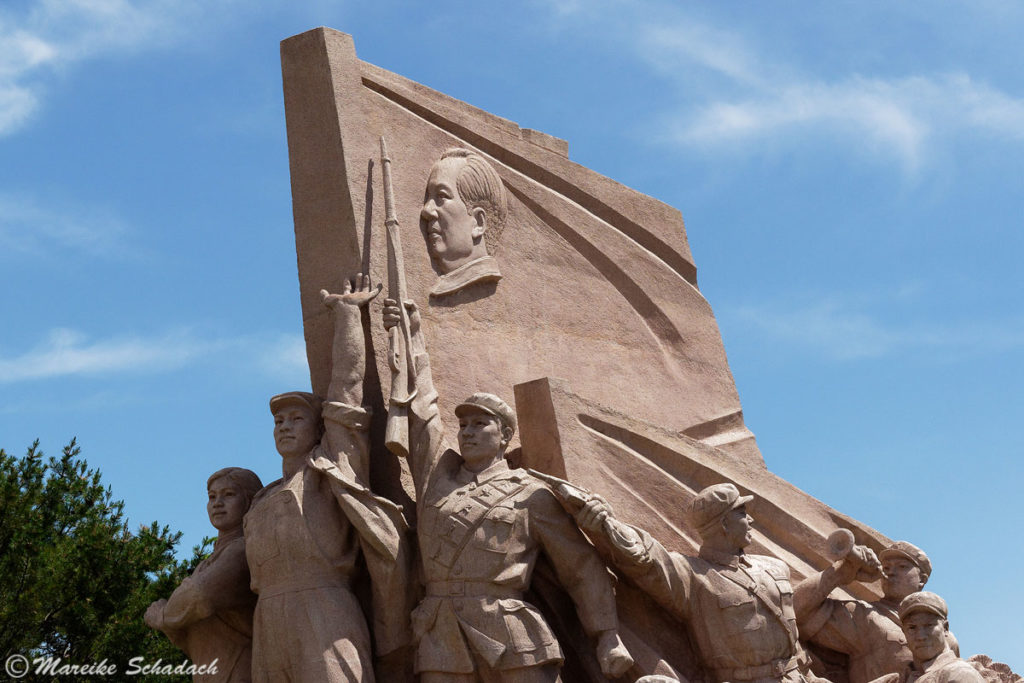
[421,149,507,297]
[422,156,486,270]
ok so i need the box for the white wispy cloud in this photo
[0,83,36,133]
[639,22,1024,172]
[0,193,138,258]
[0,0,241,136]
[540,0,1024,172]
[671,73,1024,173]
[730,297,1024,361]
[0,328,310,384]
[0,328,220,382]
[638,21,766,88]
[673,79,927,171]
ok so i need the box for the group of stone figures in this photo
[145,151,985,683]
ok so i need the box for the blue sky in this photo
[1,0,1021,669]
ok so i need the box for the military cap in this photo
[899,591,948,621]
[880,541,932,579]
[455,392,517,435]
[691,483,753,534]
[269,391,323,417]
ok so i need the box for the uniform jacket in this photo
[902,650,984,683]
[404,350,618,674]
[244,399,412,681]
[800,593,960,683]
[605,523,814,683]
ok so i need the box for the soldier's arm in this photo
[156,540,252,631]
[143,599,190,652]
[793,544,877,622]
[383,298,450,498]
[319,274,380,482]
[575,497,693,619]
[793,565,850,623]
[529,486,633,678]
[946,660,988,683]
[796,594,875,655]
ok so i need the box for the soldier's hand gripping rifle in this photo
[528,469,645,558]
[380,136,417,458]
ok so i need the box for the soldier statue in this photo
[576,482,826,683]
[145,467,263,682]
[796,539,960,683]
[382,297,633,682]
[243,275,412,682]
[891,592,982,683]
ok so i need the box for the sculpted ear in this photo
[470,206,487,240]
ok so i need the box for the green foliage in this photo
[0,440,210,682]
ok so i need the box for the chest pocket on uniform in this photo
[244,493,293,567]
[717,589,766,633]
[478,506,517,553]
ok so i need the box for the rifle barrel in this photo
[380,136,397,225]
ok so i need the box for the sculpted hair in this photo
[207,467,264,509]
[440,148,508,252]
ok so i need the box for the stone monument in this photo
[147,26,1020,683]
[281,27,892,679]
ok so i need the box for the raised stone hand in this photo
[838,544,883,584]
[596,629,635,678]
[320,272,382,310]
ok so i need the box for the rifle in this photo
[380,136,417,458]
[527,469,642,550]
[527,468,593,509]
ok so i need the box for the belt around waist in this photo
[713,654,802,682]
[256,573,353,601]
[426,581,523,599]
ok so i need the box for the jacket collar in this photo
[456,457,511,486]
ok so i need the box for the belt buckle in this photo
[449,582,465,597]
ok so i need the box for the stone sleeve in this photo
[162,540,252,630]
[321,400,372,485]
[607,524,693,620]
[529,485,619,635]
[938,660,988,683]
[406,350,452,499]
[799,597,867,655]
[161,575,211,630]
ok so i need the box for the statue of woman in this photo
[145,467,263,682]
